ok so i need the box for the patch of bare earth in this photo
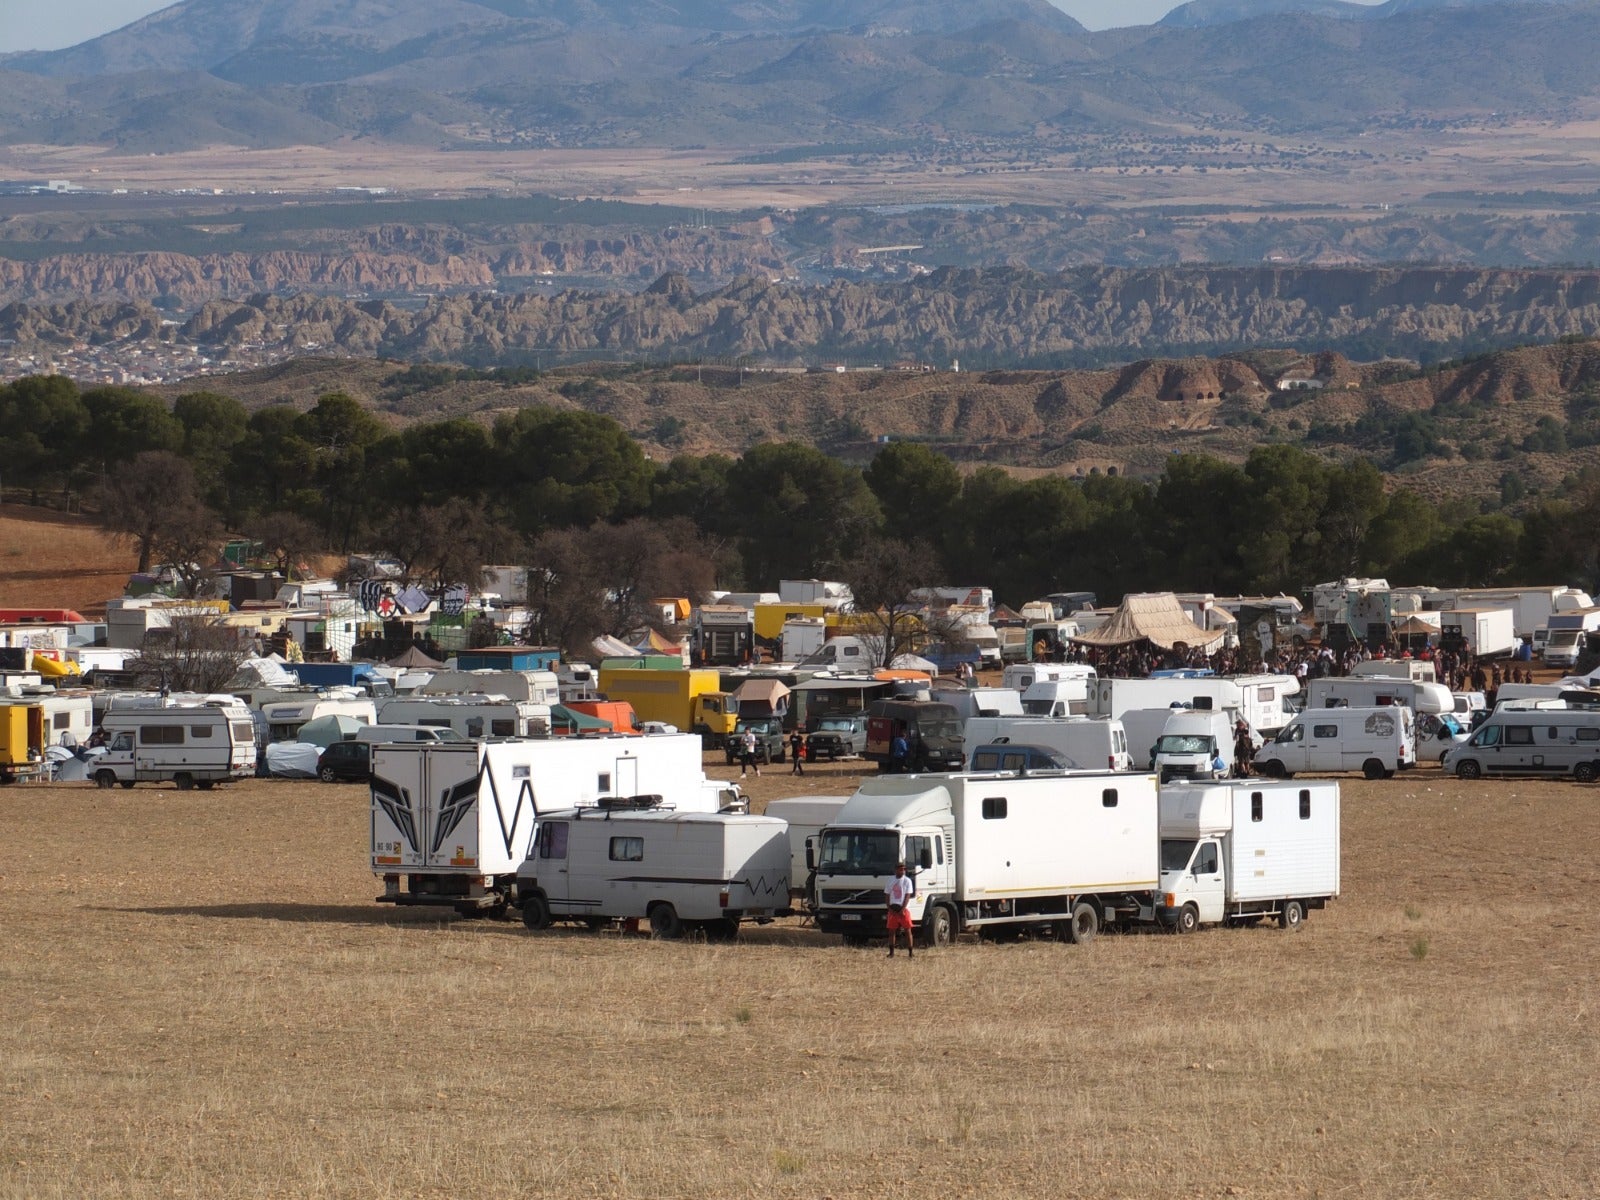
[0,505,134,617]
[2,760,1595,1198]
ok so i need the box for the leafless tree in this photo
[127,616,251,693]
[839,536,945,669]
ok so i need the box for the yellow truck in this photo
[0,702,47,782]
[596,665,738,747]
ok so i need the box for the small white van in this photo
[95,696,258,789]
[1443,707,1600,781]
[1154,710,1236,783]
[1254,706,1415,780]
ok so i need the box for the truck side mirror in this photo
[805,839,816,871]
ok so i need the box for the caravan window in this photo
[1577,728,1599,742]
[1312,724,1338,740]
[1299,790,1312,820]
[982,797,1007,820]
[190,725,214,738]
[53,713,71,731]
[538,823,568,860]
[140,725,183,745]
[491,720,515,737]
[609,837,644,862]
[466,718,485,738]
[1506,726,1534,746]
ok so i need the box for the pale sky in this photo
[0,0,1385,54]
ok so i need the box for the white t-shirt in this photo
[886,874,915,907]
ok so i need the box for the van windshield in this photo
[1161,839,1198,872]
[918,717,961,741]
[817,830,900,875]
[1156,734,1214,754]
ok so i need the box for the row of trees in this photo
[7,376,1598,644]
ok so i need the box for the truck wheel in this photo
[1279,900,1305,931]
[923,905,954,949]
[195,780,214,790]
[1575,761,1599,784]
[520,894,551,931]
[95,770,117,790]
[174,773,195,791]
[1065,901,1099,946]
[1455,759,1482,781]
[319,766,338,782]
[1175,904,1200,935]
[120,781,135,789]
[649,902,684,940]
[1362,759,1386,780]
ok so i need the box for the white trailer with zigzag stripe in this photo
[370,733,735,916]
[516,808,791,939]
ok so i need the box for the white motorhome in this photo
[1305,675,1451,715]
[811,771,1160,946]
[94,696,258,789]
[1090,674,1299,734]
[1443,707,1600,781]
[1019,679,1090,717]
[1253,706,1415,780]
[1001,662,1095,693]
[763,795,851,902]
[1542,609,1600,669]
[1349,660,1437,684]
[962,715,1132,771]
[1153,709,1237,783]
[370,733,735,914]
[377,694,551,738]
[1155,780,1340,932]
[516,807,790,937]
[419,669,560,705]
[260,694,377,742]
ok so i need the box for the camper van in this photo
[515,807,790,938]
[94,696,258,789]
[1304,676,1451,715]
[1443,707,1600,781]
[1091,674,1299,735]
[1153,710,1237,783]
[1001,662,1096,696]
[377,694,550,738]
[261,694,378,742]
[1253,706,1415,780]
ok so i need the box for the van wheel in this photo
[1065,901,1099,946]
[1279,900,1305,931]
[318,766,338,782]
[1263,760,1287,779]
[520,894,551,931]
[1455,759,1482,781]
[95,770,117,790]
[174,774,195,791]
[649,902,684,940]
[1362,759,1385,780]
[1175,904,1200,935]
[1575,761,1599,784]
[196,780,214,790]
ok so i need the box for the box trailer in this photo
[811,771,1160,947]
[370,733,732,914]
[1439,607,1517,659]
[1153,780,1340,932]
[516,807,790,938]
[94,696,258,789]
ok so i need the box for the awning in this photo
[552,704,613,732]
[1069,592,1226,651]
[732,678,791,709]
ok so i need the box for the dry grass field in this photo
[0,506,134,618]
[3,758,1596,1199]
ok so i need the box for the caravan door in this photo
[533,819,573,908]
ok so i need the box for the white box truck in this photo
[515,807,791,938]
[1440,607,1517,659]
[370,733,732,915]
[962,715,1131,770]
[1154,780,1340,933]
[811,771,1160,947]
[94,696,258,789]
[1542,609,1600,669]
[1253,706,1415,779]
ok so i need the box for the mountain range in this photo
[0,0,1597,150]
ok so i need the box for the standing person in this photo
[1233,720,1255,778]
[739,726,759,778]
[789,728,805,776]
[885,861,915,958]
[889,725,910,774]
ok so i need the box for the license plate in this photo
[841,913,862,922]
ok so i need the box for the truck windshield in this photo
[918,717,962,741]
[817,830,901,875]
[1155,734,1213,754]
[1160,839,1199,872]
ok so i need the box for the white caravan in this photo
[763,795,851,901]
[377,694,551,738]
[811,771,1160,946]
[370,733,732,914]
[962,715,1132,771]
[1090,674,1299,734]
[420,669,560,705]
[260,694,377,742]
[95,696,258,789]
[1001,662,1096,696]
[1349,660,1437,684]
[516,807,790,937]
[1443,707,1600,781]
[1154,780,1341,932]
[1253,706,1415,780]
[1304,675,1451,715]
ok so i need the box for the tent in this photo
[1068,592,1226,651]
[388,644,445,669]
[732,677,790,717]
[551,704,613,733]
[295,715,366,748]
[592,634,637,659]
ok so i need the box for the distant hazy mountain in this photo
[1159,0,1579,27]
[2,0,1599,150]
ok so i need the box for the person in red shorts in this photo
[885,861,916,958]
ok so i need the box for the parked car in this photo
[806,713,868,760]
[317,739,373,783]
[724,717,785,765]
[968,743,1075,772]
